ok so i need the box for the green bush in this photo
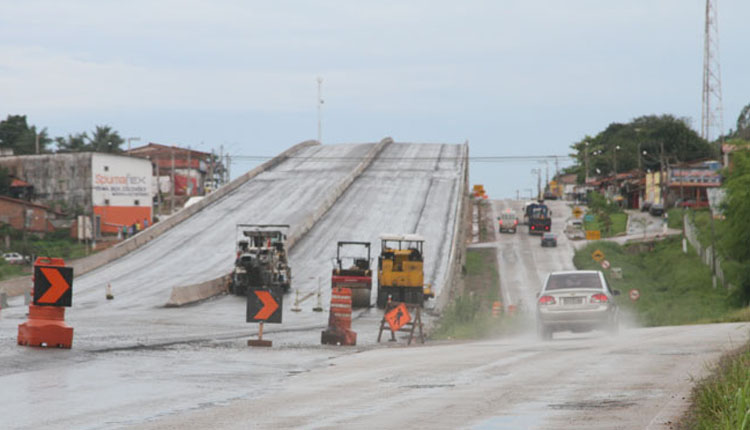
[574,238,735,326]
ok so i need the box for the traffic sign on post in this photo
[573,207,583,219]
[591,249,605,262]
[629,289,641,301]
[601,259,611,270]
[33,265,73,307]
[247,287,282,324]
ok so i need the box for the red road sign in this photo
[629,289,641,301]
[246,287,282,323]
[33,266,73,307]
[385,303,411,332]
[600,259,611,270]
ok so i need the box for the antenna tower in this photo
[701,0,724,142]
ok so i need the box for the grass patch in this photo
[1,232,91,281]
[0,260,27,281]
[432,248,521,339]
[680,345,750,430]
[574,237,736,326]
[583,212,628,238]
[667,208,685,230]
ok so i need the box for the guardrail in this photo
[433,142,470,311]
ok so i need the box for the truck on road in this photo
[527,202,551,235]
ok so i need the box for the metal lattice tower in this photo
[701,0,724,142]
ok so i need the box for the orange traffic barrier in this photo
[17,257,74,349]
[321,287,357,346]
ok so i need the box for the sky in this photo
[1,0,749,198]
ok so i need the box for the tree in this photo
[0,166,11,196]
[733,103,750,140]
[721,150,750,303]
[89,125,125,153]
[54,125,124,153]
[55,133,91,153]
[0,115,52,155]
[570,115,716,179]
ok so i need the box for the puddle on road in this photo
[471,402,550,430]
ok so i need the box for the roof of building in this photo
[0,195,62,213]
[9,178,31,188]
[129,143,211,159]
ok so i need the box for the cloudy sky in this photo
[1,1,748,197]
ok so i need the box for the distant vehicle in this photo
[2,252,27,265]
[527,202,551,235]
[543,191,558,200]
[541,232,557,247]
[536,270,620,340]
[649,203,665,217]
[640,201,652,212]
[497,210,519,234]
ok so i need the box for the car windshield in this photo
[545,272,602,291]
[543,233,555,238]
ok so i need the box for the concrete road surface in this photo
[136,322,750,430]
[0,141,467,429]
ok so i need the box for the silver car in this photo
[536,270,620,340]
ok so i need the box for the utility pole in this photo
[187,145,192,195]
[219,144,224,186]
[226,153,231,183]
[126,137,141,154]
[701,0,724,145]
[317,77,323,144]
[659,141,666,206]
[35,132,40,155]
[584,142,590,185]
[170,147,175,214]
[209,148,216,192]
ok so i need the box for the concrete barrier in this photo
[0,140,319,298]
[165,275,231,307]
[165,137,394,307]
[434,142,470,312]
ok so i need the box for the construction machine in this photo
[229,224,292,296]
[331,241,372,308]
[376,234,433,308]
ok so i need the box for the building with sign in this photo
[0,152,152,235]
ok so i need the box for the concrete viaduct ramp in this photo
[71,142,380,310]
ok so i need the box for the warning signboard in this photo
[591,249,605,262]
[573,207,583,219]
[246,287,283,324]
[601,259,611,269]
[629,289,641,301]
[385,303,412,332]
[586,230,601,241]
[33,266,73,307]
